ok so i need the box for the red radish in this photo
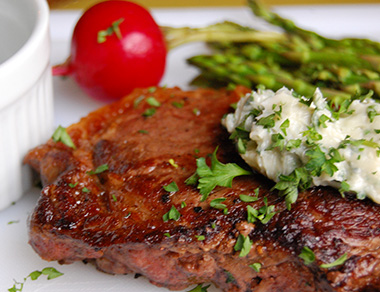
[53,1,284,102]
[53,0,167,102]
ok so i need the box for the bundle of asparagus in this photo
[187,0,380,104]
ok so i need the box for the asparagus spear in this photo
[186,0,380,102]
[162,21,284,50]
[247,0,380,55]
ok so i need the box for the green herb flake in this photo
[181,201,187,208]
[280,119,290,135]
[69,182,78,188]
[134,95,145,108]
[163,181,179,193]
[7,220,19,225]
[142,108,156,117]
[367,105,380,123]
[112,194,117,202]
[225,270,235,283]
[195,235,205,241]
[138,129,149,134]
[52,125,76,149]
[239,194,258,203]
[168,159,179,168]
[318,114,331,128]
[256,114,275,129]
[97,18,124,43]
[40,267,64,280]
[172,101,185,108]
[234,234,252,257]
[299,246,316,265]
[339,181,350,196]
[210,198,227,210]
[8,267,63,292]
[273,167,311,210]
[82,187,90,193]
[193,108,201,116]
[320,253,348,269]
[162,205,181,222]
[148,86,156,93]
[146,97,161,107]
[87,164,109,175]
[249,262,262,272]
[246,197,276,224]
[286,139,302,151]
[164,232,171,238]
[237,138,246,154]
[187,284,211,292]
[194,147,251,201]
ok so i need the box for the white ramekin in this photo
[0,0,53,210]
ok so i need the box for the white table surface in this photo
[1,4,380,292]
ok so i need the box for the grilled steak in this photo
[25,87,380,292]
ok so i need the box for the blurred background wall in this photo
[48,0,380,9]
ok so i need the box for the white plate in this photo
[1,4,380,292]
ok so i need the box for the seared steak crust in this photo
[25,87,380,291]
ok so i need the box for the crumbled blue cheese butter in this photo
[223,87,380,205]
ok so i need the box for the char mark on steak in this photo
[25,87,380,292]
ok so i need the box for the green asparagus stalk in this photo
[185,0,380,102]
[188,54,352,102]
[247,0,380,55]
[162,21,285,50]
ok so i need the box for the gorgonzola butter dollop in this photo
[223,87,380,207]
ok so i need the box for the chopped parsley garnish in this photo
[52,125,76,149]
[8,267,63,292]
[249,262,262,272]
[134,95,145,108]
[246,197,276,224]
[82,187,90,193]
[187,147,251,201]
[164,232,171,238]
[272,167,311,210]
[256,114,275,129]
[280,119,290,135]
[320,253,348,269]
[234,234,252,257]
[210,198,227,210]
[187,284,211,292]
[7,220,19,225]
[239,194,259,203]
[163,182,179,193]
[195,235,205,241]
[367,105,380,123]
[240,188,259,203]
[299,246,316,265]
[97,18,124,43]
[172,101,185,108]
[181,201,187,208]
[237,138,246,154]
[146,97,161,107]
[142,108,156,117]
[69,182,78,188]
[299,247,347,268]
[193,108,201,116]
[138,129,149,134]
[168,159,179,168]
[225,270,235,283]
[112,194,117,202]
[162,205,181,222]
[87,164,109,175]
[148,86,156,93]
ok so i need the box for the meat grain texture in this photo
[25,87,380,292]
